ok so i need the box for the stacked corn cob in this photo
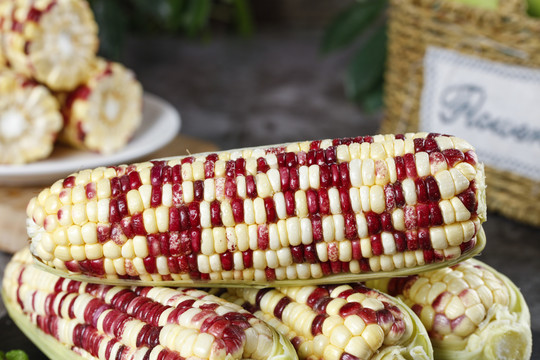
[0,0,143,164]
[2,133,531,359]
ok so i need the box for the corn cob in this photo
[365,259,532,360]
[2,247,297,360]
[1,0,98,91]
[58,58,143,154]
[0,69,62,164]
[27,132,486,285]
[215,284,433,360]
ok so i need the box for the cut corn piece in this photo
[0,70,62,164]
[214,283,433,359]
[366,259,532,360]
[1,0,98,91]
[58,58,143,154]
[27,133,486,285]
[3,248,297,360]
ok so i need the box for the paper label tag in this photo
[420,46,540,181]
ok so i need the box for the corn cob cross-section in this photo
[27,133,486,285]
[1,0,99,91]
[216,283,433,360]
[0,69,62,164]
[366,259,532,360]
[2,247,297,360]
[58,58,143,155]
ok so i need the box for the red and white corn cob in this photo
[2,247,297,360]
[0,69,62,164]
[1,0,98,91]
[216,284,433,360]
[366,259,532,360]
[58,58,143,154]
[27,133,486,285]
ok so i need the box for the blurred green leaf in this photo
[361,83,384,113]
[233,0,254,36]
[182,0,212,37]
[89,0,129,60]
[345,25,387,102]
[321,0,387,54]
[4,350,28,360]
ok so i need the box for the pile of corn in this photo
[3,133,533,359]
[0,0,143,164]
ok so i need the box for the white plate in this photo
[0,93,181,186]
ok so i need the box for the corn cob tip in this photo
[367,259,532,360]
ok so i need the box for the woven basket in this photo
[382,0,540,226]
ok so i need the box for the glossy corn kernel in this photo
[58,58,143,154]
[0,70,62,164]
[215,283,433,360]
[366,259,532,360]
[2,248,297,360]
[27,133,486,285]
[0,0,98,91]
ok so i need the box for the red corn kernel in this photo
[246,176,257,198]
[291,245,304,263]
[110,177,122,197]
[257,158,269,173]
[63,176,75,188]
[85,183,96,200]
[129,171,142,189]
[188,203,200,227]
[331,164,341,187]
[414,138,425,153]
[394,232,407,252]
[279,167,290,192]
[351,240,361,260]
[109,199,121,223]
[395,134,405,140]
[404,206,417,230]
[181,157,194,164]
[360,258,370,272]
[321,262,332,275]
[193,180,204,201]
[443,149,465,167]
[311,214,323,242]
[284,191,296,216]
[318,189,330,215]
[304,244,317,263]
[143,256,157,274]
[150,165,163,186]
[306,150,316,166]
[131,213,147,235]
[274,297,292,320]
[221,251,233,271]
[429,203,443,226]
[394,181,405,207]
[425,176,441,202]
[120,218,134,239]
[306,189,319,214]
[206,153,219,162]
[424,137,440,153]
[331,261,343,274]
[172,164,182,183]
[328,243,338,262]
[258,225,269,250]
[418,228,431,249]
[277,153,286,167]
[406,230,418,250]
[172,183,183,206]
[285,152,297,168]
[332,138,341,146]
[339,302,362,318]
[231,198,244,223]
[315,149,326,166]
[159,233,170,256]
[395,156,406,181]
[235,158,246,176]
[298,151,307,166]
[384,184,395,211]
[225,178,236,199]
[339,187,351,213]
[380,212,393,232]
[151,185,162,207]
[415,178,428,203]
[178,205,190,230]
[358,307,377,324]
[225,160,235,178]
[168,232,181,256]
[460,238,475,253]
[319,164,331,188]
[204,160,215,179]
[465,150,477,165]
[371,234,383,256]
[307,287,329,309]
[310,140,321,150]
[344,212,358,240]
[311,314,326,336]
[111,224,125,245]
[161,166,172,184]
[147,235,161,256]
[289,168,300,190]
[458,189,477,213]
[187,253,199,272]
[179,231,192,254]
[416,204,430,228]
[404,153,418,179]
[265,268,276,281]
[190,229,201,253]
[340,163,351,186]
[97,224,111,243]
[326,147,337,164]
[264,198,277,223]
[242,250,253,268]
[423,250,435,264]
[365,212,381,235]
[177,256,189,273]
[169,208,180,232]
[211,200,222,226]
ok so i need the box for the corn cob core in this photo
[27,132,486,283]
[216,283,432,360]
[3,248,295,360]
[0,70,62,164]
[1,0,98,91]
[366,259,533,360]
[58,58,143,154]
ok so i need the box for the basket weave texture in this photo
[382,0,540,226]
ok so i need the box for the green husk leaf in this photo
[4,350,29,360]
[268,328,299,360]
[31,228,486,288]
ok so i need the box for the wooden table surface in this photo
[0,134,218,254]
